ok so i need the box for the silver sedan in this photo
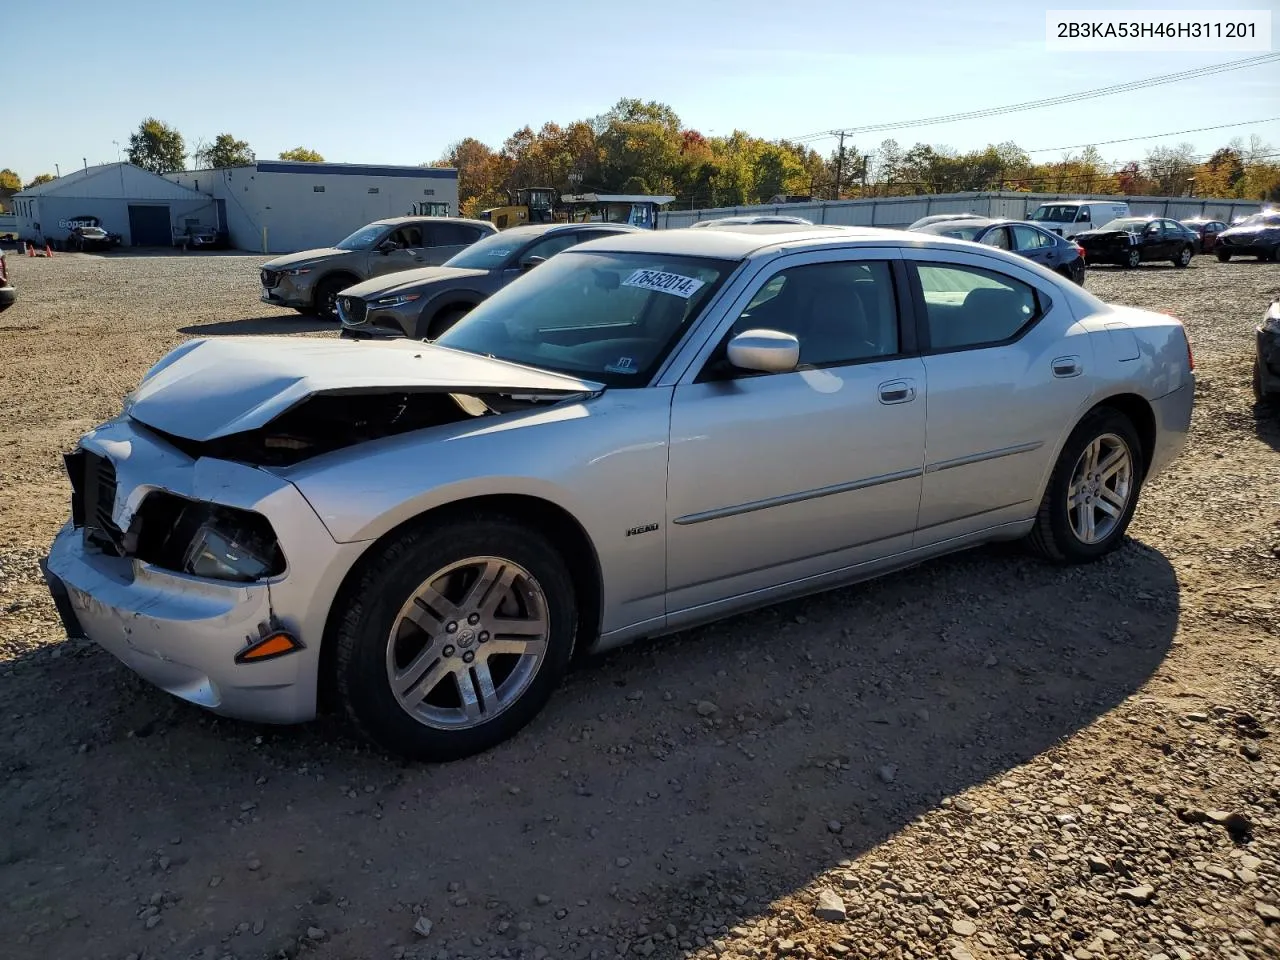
[43,225,1195,760]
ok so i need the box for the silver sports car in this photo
[42,224,1195,760]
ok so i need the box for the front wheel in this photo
[333,515,577,761]
[312,276,350,321]
[1217,250,1232,262]
[1124,248,1141,269]
[423,304,472,341]
[1173,246,1192,268]
[1027,408,1144,564]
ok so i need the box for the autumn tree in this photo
[24,173,57,189]
[278,147,324,162]
[196,133,255,169]
[127,117,187,174]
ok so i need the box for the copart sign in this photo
[58,215,101,229]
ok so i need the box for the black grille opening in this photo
[261,269,281,288]
[340,297,367,325]
[81,451,124,555]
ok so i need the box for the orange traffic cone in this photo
[45,242,53,258]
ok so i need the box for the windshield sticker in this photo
[604,357,639,375]
[621,269,705,299]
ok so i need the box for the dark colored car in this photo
[910,217,1086,284]
[1075,217,1198,269]
[1256,298,1280,405]
[338,222,640,340]
[1216,210,1280,262]
[66,224,122,252]
[175,224,226,250]
[1180,218,1228,254]
[0,252,14,312]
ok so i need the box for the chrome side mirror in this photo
[726,329,799,373]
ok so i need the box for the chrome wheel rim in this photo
[1127,249,1140,267]
[1179,247,1191,266]
[386,557,549,730]
[1067,433,1133,544]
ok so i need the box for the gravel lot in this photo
[0,250,1277,960]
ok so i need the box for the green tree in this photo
[127,117,187,174]
[23,173,56,189]
[196,133,255,169]
[278,147,324,162]
[0,169,20,193]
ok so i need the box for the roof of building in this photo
[176,161,458,180]
[15,163,208,201]
[561,193,677,205]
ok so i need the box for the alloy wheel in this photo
[1067,433,1133,544]
[1126,249,1141,268]
[386,557,549,729]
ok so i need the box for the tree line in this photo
[4,103,1278,214]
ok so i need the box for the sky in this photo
[6,0,1279,182]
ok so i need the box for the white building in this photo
[9,163,217,247]
[169,161,460,253]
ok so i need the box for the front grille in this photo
[339,296,368,326]
[81,451,124,554]
[261,268,281,288]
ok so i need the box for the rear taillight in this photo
[1075,244,1085,257]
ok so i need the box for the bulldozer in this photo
[479,187,565,230]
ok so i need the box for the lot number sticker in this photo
[622,269,705,299]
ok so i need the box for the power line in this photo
[1026,117,1280,154]
[792,53,1280,143]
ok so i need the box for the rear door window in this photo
[913,263,1044,352]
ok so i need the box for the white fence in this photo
[657,191,1266,230]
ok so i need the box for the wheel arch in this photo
[316,493,604,713]
[419,292,486,338]
[312,269,362,306]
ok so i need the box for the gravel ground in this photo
[0,250,1277,960]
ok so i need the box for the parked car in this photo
[1256,297,1280,405]
[1075,217,1198,268]
[909,216,1086,284]
[338,222,640,341]
[906,213,983,230]
[259,217,498,319]
[175,224,225,250]
[66,224,122,252]
[1027,200,1131,239]
[689,215,813,228]
[42,224,1194,761]
[0,252,14,312]
[1214,210,1280,262]
[1179,217,1228,254]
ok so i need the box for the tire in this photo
[1026,407,1145,564]
[423,304,472,341]
[333,514,577,761]
[312,275,353,321]
[1256,357,1272,405]
[1123,248,1141,269]
[1173,246,1192,268]
[1217,250,1232,263]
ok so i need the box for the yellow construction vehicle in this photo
[479,187,563,230]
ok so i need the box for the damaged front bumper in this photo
[41,417,366,724]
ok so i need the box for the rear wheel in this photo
[1173,245,1192,268]
[1124,248,1141,269]
[1256,357,1274,405]
[333,515,577,761]
[1027,408,1144,564]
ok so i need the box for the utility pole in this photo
[833,131,846,202]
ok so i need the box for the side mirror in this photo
[520,255,547,271]
[726,329,799,374]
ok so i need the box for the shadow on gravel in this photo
[178,315,337,336]
[1252,400,1280,453]
[0,539,1179,959]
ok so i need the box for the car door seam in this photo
[924,440,1045,474]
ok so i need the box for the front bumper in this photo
[338,298,416,339]
[41,417,368,724]
[1218,238,1276,258]
[260,273,313,309]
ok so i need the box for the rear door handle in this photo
[878,379,916,404]
[1052,356,1082,378]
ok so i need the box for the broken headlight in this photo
[129,493,285,582]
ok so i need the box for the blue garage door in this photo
[127,205,171,246]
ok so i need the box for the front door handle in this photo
[878,379,916,404]
[1052,356,1082,378]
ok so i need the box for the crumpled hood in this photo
[341,266,489,300]
[126,336,603,442]
[1075,229,1134,242]
[1221,225,1280,239]
[262,248,348,269]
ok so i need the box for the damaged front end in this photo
[1257,298,1280,403]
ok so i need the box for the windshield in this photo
[1028,204,1079,224]
[442,229,527,269]
[1098,218,1151,232]
[1233,212,1280,228]
[81,227,107,237]
[918,222,986,240]
[434,250,736,387]
[335,224,386,251]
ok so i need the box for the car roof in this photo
[572,224,948,259]
[370,216,494,228]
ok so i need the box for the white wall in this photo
[171,164,460,253]
[28,196,218,246]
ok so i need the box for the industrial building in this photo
[9,160,459,253]
[169,162,459,253]
[9,163,217,248]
